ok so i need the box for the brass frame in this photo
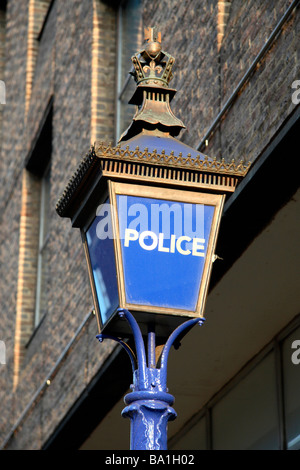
[109,181,225,322]
[82,238,102,332]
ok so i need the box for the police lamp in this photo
[56,28,249,340]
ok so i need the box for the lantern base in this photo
[122,395,176,450]
[97,309,205,450]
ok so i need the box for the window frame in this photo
[34,161,51,327]
[115,0,142,143]
[168,314,300,450]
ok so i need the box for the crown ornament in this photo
[119,26,185,142]
[131,26,175,88]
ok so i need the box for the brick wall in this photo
[143,0,221,152]
[143,0,299,164]
[0,0,117,447]
[91,0,117,144]
[0,0,28,437]
[219,0,299,164]
[13,171,41,390]
[0,0,299,449]
[0,5,6,141]
[25,0,52,118]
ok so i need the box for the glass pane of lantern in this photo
[86,201,119,326]
[116,195,215,312]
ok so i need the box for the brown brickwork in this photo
[217,0,231,51]
[91,0,116,144]
[13,170,41,390]
[0,0,299,450]
[25,0,51,118]
[0,5,6,141]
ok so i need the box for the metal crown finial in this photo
[130,26,175,87]
[144,26,161,44]
[119,26,185,141]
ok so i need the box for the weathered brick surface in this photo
[143,0,299,164]
[0,0,299,449]
[0,0,27,210]
[0,0,28,439]
[0,6,6,141]
[218,0,299,164]
[0,175,22,436]
[143,0,220,151]
[0,0,117,448]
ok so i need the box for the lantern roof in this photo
[119,130,208,160]
[56,27,251,223]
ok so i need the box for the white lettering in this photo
[96,203,113,239]
[0,80,5,104]
[184,203,205,239]
[158,232,169,252]
[139,231,158,251]
[128,202,149,232]
[292,80,300,105]
[192,237,205,257]
[291,340,300,365]
[170,234,176,253]
[176,236,192,255]
[0,340,5,365]
[123,229,206,257]
[105,455,139,467]
[151,203,182,238]
[124,228,139,247]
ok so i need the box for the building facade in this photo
[0,0,299,450]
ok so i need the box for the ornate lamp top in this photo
[120,26,185,142]
[130,26,175,88]
[56,27,251,222]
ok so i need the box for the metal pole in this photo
[98,309,205,450]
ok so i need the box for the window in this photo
[25,0,53,115]
[282,326,300,450]
[212,352,279,450]
[0,1,6,81]
[24,99,53,330]
[169,318,300,450]
[34,162,51,326]
[115,0,143,142]
[0,0,6,139]
[170,416,207,450]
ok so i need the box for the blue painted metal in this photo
[116,195,215,312]
[96,333,136,374]
[97,308,205,450]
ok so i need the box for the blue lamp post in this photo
[56,27,250,450]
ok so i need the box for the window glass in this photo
[170,416,207,450]
[282,326,300,450]
[116,0,142,140]
[35,163,51,326]
[86,200,119,327]
[212,352,279,450]
[0,1,6,139]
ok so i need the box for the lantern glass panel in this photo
[116,194,216,312]
[86,200,119,326]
